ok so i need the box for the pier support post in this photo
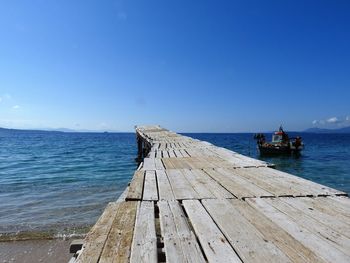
[136,135,143,162]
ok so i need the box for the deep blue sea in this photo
[0,130,349,238]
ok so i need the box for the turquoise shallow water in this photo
[0,130,349,237]
[0,130,137,236]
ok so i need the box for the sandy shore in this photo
[0,238,74,263]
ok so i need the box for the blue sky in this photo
[0,0,349,132]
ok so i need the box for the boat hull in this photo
[258,145,302,155]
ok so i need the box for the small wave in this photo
[0,226,89,242]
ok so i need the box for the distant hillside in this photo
[304,126,350,133]
[0,127,65,133]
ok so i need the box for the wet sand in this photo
[0,239,73,263]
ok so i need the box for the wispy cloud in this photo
[12,105,20,109]
[326,117,340,124]
[312,116,350,127]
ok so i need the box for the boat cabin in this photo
[272,133,283,144]
[272,129,288,145]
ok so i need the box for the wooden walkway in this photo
[72,125,350,263]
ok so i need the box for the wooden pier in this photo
[72,125,350,263]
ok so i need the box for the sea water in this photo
[0,130,349,238]
[0,130,137,237]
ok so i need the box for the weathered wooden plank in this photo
[204,156,229,167]
[153,143,160,150]
[158,201,205,263]
[126,170,144,201]
[264,198,350,256]
[202,199,291,263]
[175,157,194,169]
[130,201,157,263]
[227,199,326,263]
[204,168,273,198]
[181,169,215,199]
[76,202,119,263]
[163,157,214,169]
[190,169,234,199]
[143,170,158,201]
[148,151,156,158]
[232,168,301,196]
[179,149,190,157]
[155,150,162,158]
[156,170,175,200]
[154,158,165,169]
[161,158,175,169]
[281,197,350,238]
[210,147,268,167]
[158,143,166,150]
[215,168,276,197]
[261,167,346,196]
[239,168,317,196]
[324,196,350,219]
[173,149,183,157]
[247,198,350,263]
[168,150,176,158]
[162,150,170,158]
[183,200,242,263]
[184,149,199,157]
[166,169,199,200]
[142,158,156,170]
[99,201,138,263]
[184,157,207,169]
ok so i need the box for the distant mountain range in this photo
[304,126,350,133]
